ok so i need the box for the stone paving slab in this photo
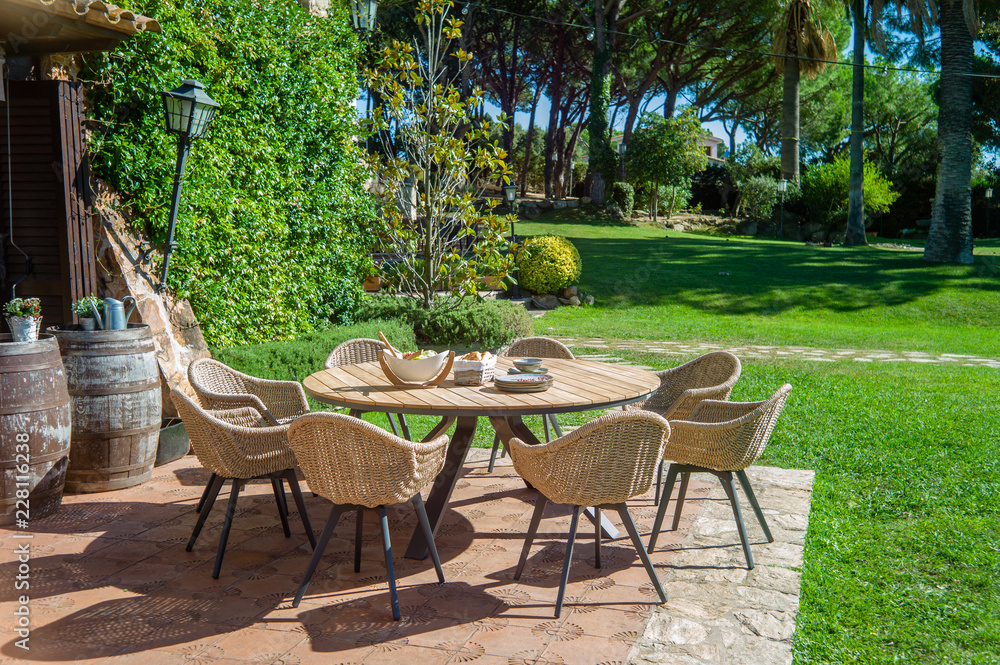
[554,336,1000,368]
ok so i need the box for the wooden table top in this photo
[302,357,661,417]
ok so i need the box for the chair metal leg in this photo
[594,506,602,568]
[272,477,291,538]
[354,508,364,573]
[196,473,218,513]
[379,506,401,621]
[213,479,244,579]
[543,414,551,442]
[736,469,773,543]
[386,412,401,437]
[284,470,316,548]
[554,505,581,618]
[515,495,548,580]
[671,471,690,532]
[722,472,755,570]
[399,414,412,441]
[549,414,563,438]
[412,494,445,583]
[293,504,342,607]
[654,460,664,505]
[187,474,224,551]
[488,433,502,473]
[648,463,680,553]
[615,503,666,603]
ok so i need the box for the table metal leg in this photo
[488,415,619,540]
[405,415,472,559]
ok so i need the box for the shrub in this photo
[611,182,635,218]
[516,235,582,294]
[357,296,533,349]
[799,156,899,234]
[83,0,374,347]
[738,176,779,221]
[210,319,416,383]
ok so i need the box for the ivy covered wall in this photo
[82,0,376,347]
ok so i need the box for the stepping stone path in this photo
[554,336,1000,369]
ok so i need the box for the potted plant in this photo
[4,297,43,342]
[71,295,104,331]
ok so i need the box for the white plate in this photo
[494,372,554,384]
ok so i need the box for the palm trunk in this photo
[780,58,800,182]
[845,0,868,246]
[925,0,975,264]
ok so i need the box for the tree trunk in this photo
[780,58,800,182]
[543,32,564,200]
[925,0,975,264]
[845,0,868,246]
[652,182,659,224]
[585,1,620,204]
[520,82,542,196]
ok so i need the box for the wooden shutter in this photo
[1,80,96,327]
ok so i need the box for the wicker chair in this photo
[188,358,309,426]
[648,384,792,570]
[324,338,409,438]
[627,351,742,504]
[286,413,448,621]
[171,390,316,579]
[488,336,576,472]
[507,410,671,617]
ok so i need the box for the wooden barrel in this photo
[50,324,162,492]
[1,333,72,524]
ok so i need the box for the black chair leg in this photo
[722,472,755,570]
[354,508,364,573]
[554,505,581,618]
[488,433,502,473]
[549,414,563,438]
[272,477,291,538]
[654,460,664,505]
[412,494,445,583]
[379,506,401,621]
[196,473,218,513]
[648,463,680,553]
[543,414,551,442]
[736,469,773,543]
[671,471,690,531]
[283,469,316,548]
[515,495,548,580]
[187,474,224,551]
[399,414,412,441]
[213,479,244,579]
[386,412,401,437]
[293,504,342,607]
[615,503,666,603]
[594,506,602,568]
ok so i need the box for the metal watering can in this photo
[89,297,137,331]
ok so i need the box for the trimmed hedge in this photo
[210,320,415,383]
[516,235,582,294]
[356,296,534,349]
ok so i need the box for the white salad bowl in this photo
[382,350,451,383]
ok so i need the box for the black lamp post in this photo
[351,0,379,152]
[503,183,519,297]
[777,178,788,240]
[159,79,219,293]
[987,188,993,238]
[617,140,627,180]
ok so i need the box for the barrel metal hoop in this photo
[68,381,161,397]
[68,460,155,477]
[0,357,63,371]
[0,400,70,415]
[71,426,160,438]
[59,346,155,357]
[1,449,69,465]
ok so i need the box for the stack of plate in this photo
[494,372,554,393]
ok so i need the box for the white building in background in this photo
[611,133,727,163]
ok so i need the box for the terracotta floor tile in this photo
[364,644,453,664]
[208,627,305,661]
[98,649,194,664]
[472,624,553,658]
[540,632,632,665]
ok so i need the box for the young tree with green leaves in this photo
[369,0,515,310]
[625,111,708,222]
[800,154,900,238]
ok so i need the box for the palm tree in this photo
[774,0,837,183]
[924,0,977,264]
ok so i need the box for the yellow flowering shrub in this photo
[516,235,582,294]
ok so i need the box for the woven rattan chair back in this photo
[324,338,387,370]
[189,358,248,400]
[508,410,670,507]
[287,413,448,508]
[502,336,574,360]
[170,389,296,479]
[642,351,742,420]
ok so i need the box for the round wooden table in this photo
[302,357,661,559]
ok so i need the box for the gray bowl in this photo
[512,357,543,371]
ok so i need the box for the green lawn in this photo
[519,211,1000,357]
